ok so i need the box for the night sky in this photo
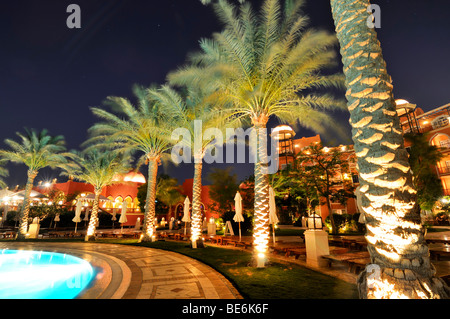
[0,0,449,187]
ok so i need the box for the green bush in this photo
[325,213,365,234]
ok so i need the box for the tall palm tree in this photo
[173,0,346,262]
[0,128,68,240]
[0,161,8,189]
[62,149,132,241]
[329,0,449,298]
[87,85,176,242]
[148,84,231,246]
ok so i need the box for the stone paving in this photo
[0,242,242,299]
[1,227,448,299]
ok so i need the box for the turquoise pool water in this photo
[0,249,96,299]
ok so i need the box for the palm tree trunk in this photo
[191,160,203,247]
[85,189,101,241]
[330,0,449,298]
[252,115,270,265]
[326,195,337,234]
[142,156,159,242]
[16,170,37,240]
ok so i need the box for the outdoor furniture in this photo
[0,232,14,239]
[354,240,368,251]
[230,240,253,249]
[321,251,370,271]
[219,236,233,245]
[121,232,141,239]
[347,257,371,273]
[270,243,305,255]
[158,232,169,239]
[426,239,450,245]
[166,233,176,239]
[329,237,346,247]
[284,247,307,259]
[429,246,450,261]
[205,235,219,243]
[224,236,253,249]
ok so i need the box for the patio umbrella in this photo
[355,186,366,224]
[84,208,90,222]
[269,186,279,245]
[111,211,117,229]
[0,189,14,199]
[233,191,244,241]
[2,204,9,226]
[73,200,82,233]
[182,197,191,235]
[119,202,128,233]
[14,189,48,200]
[54,213,60,229]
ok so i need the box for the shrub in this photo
[325,213,364,234]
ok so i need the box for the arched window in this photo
[133,197,140,211]
[114,196,123,209]
[430,133,450,149]
[124,196,133,209]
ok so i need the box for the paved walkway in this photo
[1,227,448,299]
[0,242,242,299]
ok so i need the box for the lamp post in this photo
[308,213,323,230]
[304,212,329,268]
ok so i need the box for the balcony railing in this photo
[437,166,450,176]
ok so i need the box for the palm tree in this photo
[0,161,8,189]
[148,84,231,246]
[156,176,184,221]
[173,0,346,262]
[405,133,443,211]
[87,85,176,242]
[329,0,449,298]
[62,149,132,241]
[0,128,68,240]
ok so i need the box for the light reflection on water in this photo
[0,249,95,299]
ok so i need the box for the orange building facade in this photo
[273,125,360,222]
[399,101,450,196]
[274,100,450,223]
[36,171,219,227]
[36,171,146,227]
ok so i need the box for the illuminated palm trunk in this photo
[252,115,270,264]
[191,160,203,246]
[85,189,101,241]
[16,170,37,240]
[142,155,159,242]
[330,0,449,298]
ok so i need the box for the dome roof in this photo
[272,125,296,139]
[114,171,146,184]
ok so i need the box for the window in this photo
[440,139,450,149]
[431,116,449,130]
[332,209,347,215]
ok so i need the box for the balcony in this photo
[437,166,450,176]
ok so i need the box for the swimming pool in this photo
[0,249,96,299]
